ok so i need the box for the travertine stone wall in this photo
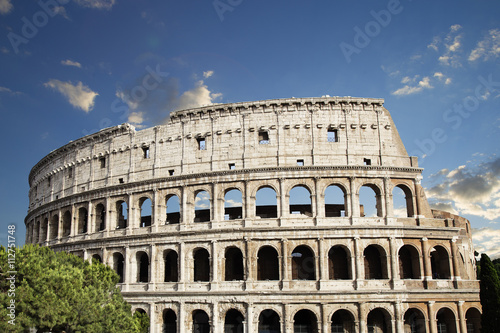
[25,97,481,333]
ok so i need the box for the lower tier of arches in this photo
[127,299,481,333]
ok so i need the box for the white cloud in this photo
[0,0,13,15]
[61,59,82,68]
[127,111,146,129]
[203,70,214,79]
[44,79,98,113]
[429,24,463,67]
[177,80,222,111]
[391,76,433,96]
[468,29,500,62]
[426,157,500,221]
[0,86,21,95]
[472,227,500,259]
[225,199,242,207]
[74,0,116,10]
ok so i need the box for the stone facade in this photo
[25,96,481,332]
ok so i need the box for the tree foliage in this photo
[0,244,146,333]
[479,253,500,333]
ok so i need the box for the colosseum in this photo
[25,96,481,333]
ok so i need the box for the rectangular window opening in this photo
[169,169,175,176]
[327,129,338,142]
[229,163,235,170]
[99,157,106,168]
[142,147,150,159]
[68,167,73,178]
[364,158,371,166]
[119,178,124,184]
[197,137,206,150]
[258,131,269,144]
[297,159,304,166]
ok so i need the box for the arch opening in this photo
[137,251,149,283]
[367,308,391,333]
[139,197,152,227]
[257,246,279,280]
[163,309,177,333]
[430,246,451,279]
[292,246,316,280]
[289,185,312,216]
[293,309,317,333]
[399,245,421,279]
[328,246,350,280]
[364,245,388,280]
[436,308,457,333]
[225,247,244,281]
[393,185,414,217]
[224,189,243,220]
[62,211,71,237]
[50,214,59,240]
[258,309,280,333]
[224,309,244,333]
[78,207,88,234]
[331,309,355,333]
[403,308,425,333]
[359,185,382,217]
[194,191,211,222]
[325,185,347,217]
[95,203,106,231]
[166,195,180,224]
[192,310,210,333]
[256,186,278,218]
[193,248,210,282]
[164,250,179,282]
[113,252,125,283]
[116,200,128,229]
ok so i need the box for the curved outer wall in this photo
[25,97,480,333]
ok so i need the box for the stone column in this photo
[350,177,359,218]
[124,246,131,291]
[281,239,289,288]
[390,237,400,287]
[279,178,287,219]
[212,182,219,222]
[57,209,63,239]
[315,177,325,218]
[394,302,404,333]
[211,303,219,333]
[428,301,436,333]
[211,240,218,289]
[70,205,77,237]
[152,189,160,232]
[457,301,466,333]
[451,237,461,282]
[247,302,254,333]
[181,186,189,225]
[242,180,249,219]
[149,244,157,290]
[318,238,327,284]
[178,242,185,291]
[358,302,367,333]
[245,238,253,282]
[354,236,363,288]
[104,197,111,237]
[384,177,393,220]
[421,237,432,283]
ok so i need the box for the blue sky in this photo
[0,0,499,257]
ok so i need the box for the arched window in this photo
[359,185,382,217]
[224,309,244,333]
[92,254,102,263]
[61,211,71,237]
[257,246,279,280]
[163,309,177,333]
[78,207,88,234]
[392,185,414,217]
[225,247,244,281]
[224,189,242,220]
[367,308,391,333]
[50,214,59,240]
[164,250,179,282]
[398,245,421,279]
[325,185,347,217]
[292,246,316,280]
[41,218,48,242]
[192,310,210,333]
[465,308,481,333]
[293,309,318,333]
[403,308,425,333]
[328,246,350,280]
[256,186,277,218]
[95,203,106,231]
[289,185,312,216]
[430,246,451,279]
[137,251,149,283]
[116,200,128,229]
[139,197,152,227]
[258,309,280,333]
[166,195,180,224]
[364,245,387,280]
[194,191,211,222]
[331,309,355,333]
[113,252,125,283]
[193,248,210,282]
[436,308,456,333]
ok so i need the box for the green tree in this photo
[479,253,500,333]
[0,244,143,333]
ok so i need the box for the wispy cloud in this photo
[391,76,433,96]
[115,71,222,127]
[437,24,463,67]
[0,86,22,96]
[0,0,13,15]
[61,59,82,68]
[74,0,116,10]
[468,29,500,62]
[203,70,214,79]
[44,79,98,113]
[426,156,500,221]
[472,227,500,259]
